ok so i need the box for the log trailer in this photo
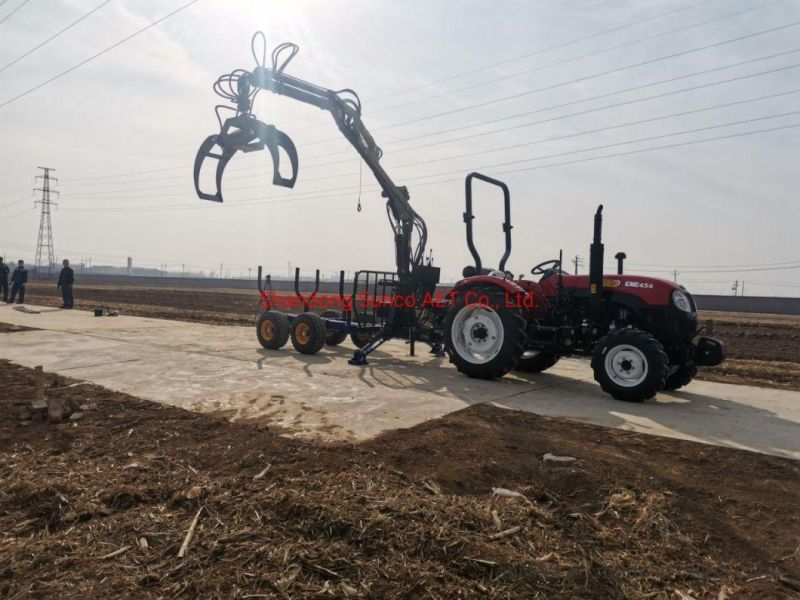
[193,32,725,402]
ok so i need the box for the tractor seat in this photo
[462,265,494,278]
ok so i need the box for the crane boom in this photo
[193,32,427,277]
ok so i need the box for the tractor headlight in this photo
[672,290,692,313]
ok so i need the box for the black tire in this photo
[321,310,348,346]
[444,285,527,380]
[350,329,372,348]
[664,363,698,391]
[290,313,327,355]
[515,350,559,373]
[256,311,290,350]
[591,328,669,402]
[349,316,375,348]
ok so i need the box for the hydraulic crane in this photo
[194,32,441,362]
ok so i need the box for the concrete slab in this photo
[1,303,799,459]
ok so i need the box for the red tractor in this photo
[445,173,726,402]
[194,32,725,403]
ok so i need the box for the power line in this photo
[375,20,800,133]
[0,0,114,74]
[0,0,202,109]
[0,0,31,25]
[628,259,800,269]
[291,0,780,128]
[300,109,800,187]
[61,52,800,188]
[291,22,800,150]
[58,119,800,214]
[0,195,32,211]
[54,0,780,173]
[366,0,723,103]
[333,87,800,173]
[369,57,800,156]
[238,0,731,131]
[91,107,800,199]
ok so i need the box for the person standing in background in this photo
[0,257,8,303]
[57,259,75,309]
[9,260,27,304]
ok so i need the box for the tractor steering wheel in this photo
[531,259,562,276]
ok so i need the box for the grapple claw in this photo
[193,115,298,203]
[193,135,236,203]
[259,123,298,188]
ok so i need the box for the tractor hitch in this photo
[193,114,299,203]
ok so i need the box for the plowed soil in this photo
[0,353,798,599]
[22,282,800,391]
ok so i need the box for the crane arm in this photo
[193,32,427,276]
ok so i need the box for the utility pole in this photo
[33,167,58,274]
[741,281,745,296]
[571,255,583,275]
[672,269,678,282]
[731,280,739,296]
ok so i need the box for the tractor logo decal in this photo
[603,279,622,288]
[624,280,655,289]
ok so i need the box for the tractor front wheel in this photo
[664,362,698,391]
[591,328,669,402]
[515,350,559,373]
[291,313,327,355]
[256,311,290,350]
[445,286,527,380]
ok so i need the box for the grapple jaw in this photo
[193,114,299,203]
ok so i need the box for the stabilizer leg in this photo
[348,333,388,366]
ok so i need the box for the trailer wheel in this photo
[591,328,668,402]
[256,311,290,350]
[515,350,559,373]
[445,286,527,380]
[664,363,697,391]
[321,309,348,346]
[291,313,327,355]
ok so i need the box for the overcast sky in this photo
[1,0,798,296]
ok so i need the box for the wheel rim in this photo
[604,344,649,388]
[295,322,311,345]
[260,319,275,341]
[450,304,504,364]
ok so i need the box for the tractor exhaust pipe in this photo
[615,252,626,275]
[589,205,604,316]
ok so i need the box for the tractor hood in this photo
[542,274,689,307]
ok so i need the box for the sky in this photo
[0,0,798,296]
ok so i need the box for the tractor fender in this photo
[452,275,526,298]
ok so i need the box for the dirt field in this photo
[1,345,798,598]
[21,281,800,391]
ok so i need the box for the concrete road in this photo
[1,304,798,459]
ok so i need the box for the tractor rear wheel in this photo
[256,311,290,350]
[515,350,559,373]
[290,313,327,355]
[445,286,527,380]
[591,328,669,402]
[321,310,348,346]
[664,363,697,391]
